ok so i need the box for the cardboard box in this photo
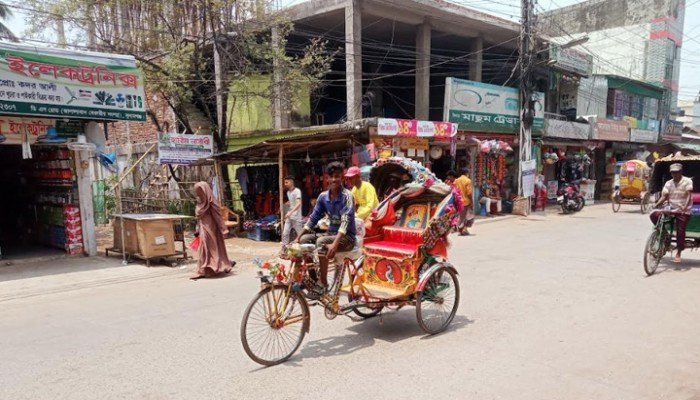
[135,219,175,258]
[112,218,139,254]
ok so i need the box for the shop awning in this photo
[217,122,371,163]
[606,76,664,100]
[671,142,700,153]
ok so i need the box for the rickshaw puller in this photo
[652,162,693,263]
[297,162,357,295]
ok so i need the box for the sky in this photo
[6,0,700,102]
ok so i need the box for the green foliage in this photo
[22,0,335,150]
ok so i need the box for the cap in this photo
[344,166,361,178]
[670,163,683,172]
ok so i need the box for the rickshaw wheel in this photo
[612,198,621,213]
[644,230,665,276]
[240,285,310,366]
[416,267,460,334]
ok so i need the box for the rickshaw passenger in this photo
[652,162,693,263]
[345,166,379,220]
[297,162,357,294]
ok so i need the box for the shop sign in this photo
[630,128,658,143]
[394,137,429,151]
[660,119,683,142]
[549,43,593,76]
[444,78,545,134]
[0,116,54,145]
[55,120,85,138]
[376,118,457,139]
[591,118,630,142]
[158,133,214,165]
[544,118,590,140]
[0,42,146,121]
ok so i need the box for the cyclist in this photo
[652,162,693,263]
[296,162,357,295]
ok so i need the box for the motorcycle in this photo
[557,183,585,214]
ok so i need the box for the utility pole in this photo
[518,0,536,215]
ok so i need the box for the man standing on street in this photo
[282,176,304,249]
[345,166,378,220]
[653,163,693,263]
[452,168,474,236]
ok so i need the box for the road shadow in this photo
[284,312,474,365]
[650,257,700,275]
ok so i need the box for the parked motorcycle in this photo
[557,183,585,214]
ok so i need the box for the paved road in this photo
[1,204,699,399]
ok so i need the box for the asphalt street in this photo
[1,203,699,399]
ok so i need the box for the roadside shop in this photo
[0,43,146,261]
[218,124,371,241]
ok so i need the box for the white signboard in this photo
[544,119,590,140]
[630,128,658,143]
[444,78,545,133]
[158,133,214,165]
[521,160,537,197]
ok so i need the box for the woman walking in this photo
[191,181,235,280]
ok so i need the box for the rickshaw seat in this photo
[692,193,700,204]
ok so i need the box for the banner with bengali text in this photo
[0,42,146,121]
[158,133,214,165]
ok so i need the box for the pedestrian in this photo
[345,166,379,220]
[452,167,474,235]
[191,181,235,280]
[652,163,693,263]
[282,175,304,249]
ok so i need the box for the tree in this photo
[0,1,18,42]
[22,0,334,151]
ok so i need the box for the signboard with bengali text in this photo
[0,116,54,145]
[0,42,146,121]
[158,133,214,165]
[376,118,457,140]
[444,78,544,134]
[629,128,658,143]
[591,118,630,142]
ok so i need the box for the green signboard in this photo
[0,42,146,121]
[443,78,544,134]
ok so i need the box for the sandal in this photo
[674,254,682,263]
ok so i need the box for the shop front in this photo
[221,126,371,242]
[539,117,596,203]
[443,77,545,214]
[0,43,146,261]
[371,118,457,175]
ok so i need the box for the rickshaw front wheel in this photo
[416,267,460,334]
[240,285,310,366]
[644,230,666,276]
